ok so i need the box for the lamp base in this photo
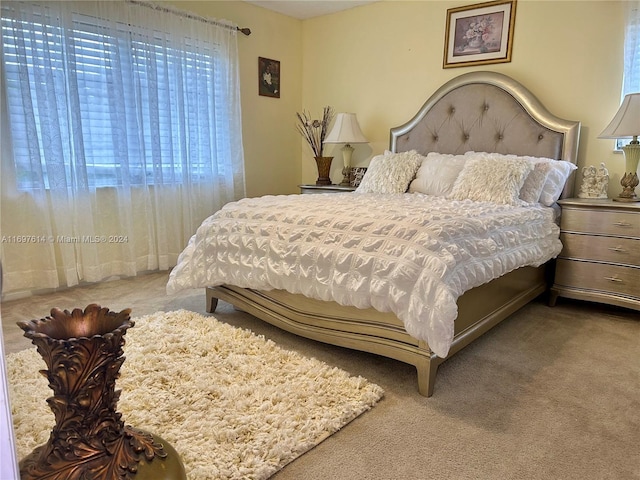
[340,144,354,187]
[613,197,640,202]
[613,144,640,202]
[340,166,351,186]
[613,171,639,202]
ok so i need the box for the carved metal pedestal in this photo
[17,304,186,480]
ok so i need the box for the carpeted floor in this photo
[2,272,639,479]
[6,309,383,480]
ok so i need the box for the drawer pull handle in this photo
[608,246,628,253]
[613,221,632,228]
[604,276,623,283]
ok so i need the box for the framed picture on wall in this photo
[258,57,280,98]
[443,0,517,69]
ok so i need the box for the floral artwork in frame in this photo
[443,0,516,69]
[258,57,280,98]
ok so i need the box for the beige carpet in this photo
[6,309,384,480]
[3,273,639,479]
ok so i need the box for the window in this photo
[623,2,640,96]
[0,0,244,295]
[618,1,640,149]
[2,2,233,190]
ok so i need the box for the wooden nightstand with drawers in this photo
[549,198,639,311]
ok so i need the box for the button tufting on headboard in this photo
[389,71,581,197]
[392,82,568,160]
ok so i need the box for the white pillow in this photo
[356,150,424,194]
[519,161,552,204]
[448,154,534,205]
[409,152,467,196]
[539,160,578,206]
[463,152,577,206]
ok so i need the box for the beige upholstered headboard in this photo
[390,71,581,198]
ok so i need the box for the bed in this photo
[167,71,580,397]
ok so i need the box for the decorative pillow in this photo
[519,161,552,203]
[539,160,578,206]
[356,150,424,194]
[448,154,534,205]
[461,152,577,206]
[409,152,467,196]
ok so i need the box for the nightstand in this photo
[549,198,639,311]
[299,184,356,194]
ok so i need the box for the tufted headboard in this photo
[390,71,581,198]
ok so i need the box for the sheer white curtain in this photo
[0,0,245,296]
[623,1,640,95]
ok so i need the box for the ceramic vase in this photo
[17,304,186,480]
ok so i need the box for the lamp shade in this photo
[324,113,368,144]
[598,93,640,139]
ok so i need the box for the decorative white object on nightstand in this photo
[324,113,368,186]
[599,93,640,202]
[578,163,608,199]
[550,198,639,311]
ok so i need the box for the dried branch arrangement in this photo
[296,106,335,157]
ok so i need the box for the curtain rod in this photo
[127,0,251,36]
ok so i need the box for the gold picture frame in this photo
[443,0,516,69]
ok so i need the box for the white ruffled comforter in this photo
[167,193,562,357]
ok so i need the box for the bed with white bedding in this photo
[167,71,581,396]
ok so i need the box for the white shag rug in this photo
[7,309,384,479]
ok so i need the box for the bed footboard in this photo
[206,284,438,396]
[206,265,547,397]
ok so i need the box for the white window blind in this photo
[1,2,233,190]
[0,0,245,295]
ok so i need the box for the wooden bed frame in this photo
[207,72,581,397]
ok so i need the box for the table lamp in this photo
[324,113,368,186]
[598,93,640,202]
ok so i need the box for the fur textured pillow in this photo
[448,154,534,205]
[460,152,577,206]
[356,150,424,194]
[408,152,467,196]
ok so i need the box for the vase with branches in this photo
[296,106,335,185]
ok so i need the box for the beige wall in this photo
[172,1,626,198]
[302,0,627,197]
